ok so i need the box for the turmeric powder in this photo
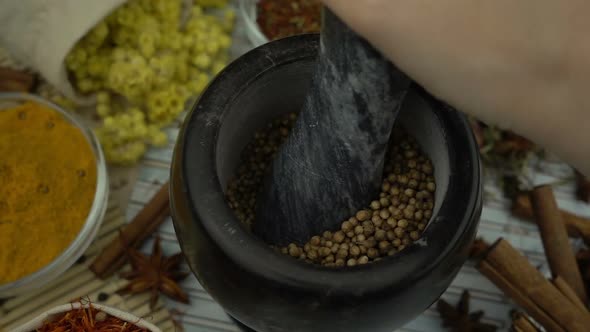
[0,101,97,284]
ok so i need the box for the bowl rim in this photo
[174,34,482,294]
[238,0,270,47]
[0,92,108,295]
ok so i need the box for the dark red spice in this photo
[32,303,148,332]
[257,0,322,40]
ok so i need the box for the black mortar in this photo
[170,34,482,332]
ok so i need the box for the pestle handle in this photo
[254,9,411,246]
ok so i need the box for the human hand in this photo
[322,0,590,175]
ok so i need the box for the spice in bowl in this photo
[226,114,436,267]
[0,100,97,284]
[257,0,322,40]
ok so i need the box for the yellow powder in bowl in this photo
[0,101,97,284]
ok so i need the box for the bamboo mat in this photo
[0,200,178,332]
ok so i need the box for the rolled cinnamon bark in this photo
[530,185,587,303]
[479,239,590,332]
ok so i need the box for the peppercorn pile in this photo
[226,114,436,267]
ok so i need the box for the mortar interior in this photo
[215,59,450,236]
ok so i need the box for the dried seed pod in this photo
[378,241,391,252]
[372,217,383,228]
[354,225,364,235]
[362,224,375,237]
[346,231,355,238]
[310,236,321,246]
[319,247,331,257]
[349,217,359,226]
[371,214,382,224]
[410,231,420,240]
[375,229,386,241]
[333,231,346,243]
[347,258,357,267]
[289,246,301,257]
[336,249,348,259]
[426,182,436,192]
[379,197,390,207]
[325,240,333,248]
[386,230,396,241]
[325,255,335,263]
[350,245,361,257]
[335,259,345,267]
[358,256,369,265]
[308,250,318,260]
[361,239,377,248]
[331,243,340,254]
[386,218,397,228]
[341,221,352,232]
[382,182,391,192]
[323,231,333,240]
[394,227,405,238]
[367,248,379,258]
[414,210,423,221]
[417,223,426,231]
[355,234,366,242]
[379,209,390,219]
[398,219,409,228]
[370,200,381,210]
[392,238,402,247]
[356,210,370,221]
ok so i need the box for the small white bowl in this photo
[239,0,270,47]
[0,93,109,297]
[13,303,161,332]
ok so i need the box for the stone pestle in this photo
[254,9,411,246]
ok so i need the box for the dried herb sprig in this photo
[437,290,498,332]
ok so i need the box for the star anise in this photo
[117,237,190,309]
[437,290,498,332]
[575,171,590,203]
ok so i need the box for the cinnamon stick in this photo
[552,276,588,312]
[0,67,35,92]
[530,185,587,303]
[512,193,590,244]
[90,182,170,279]
[478,260,564,332]
[479,238,590,332]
